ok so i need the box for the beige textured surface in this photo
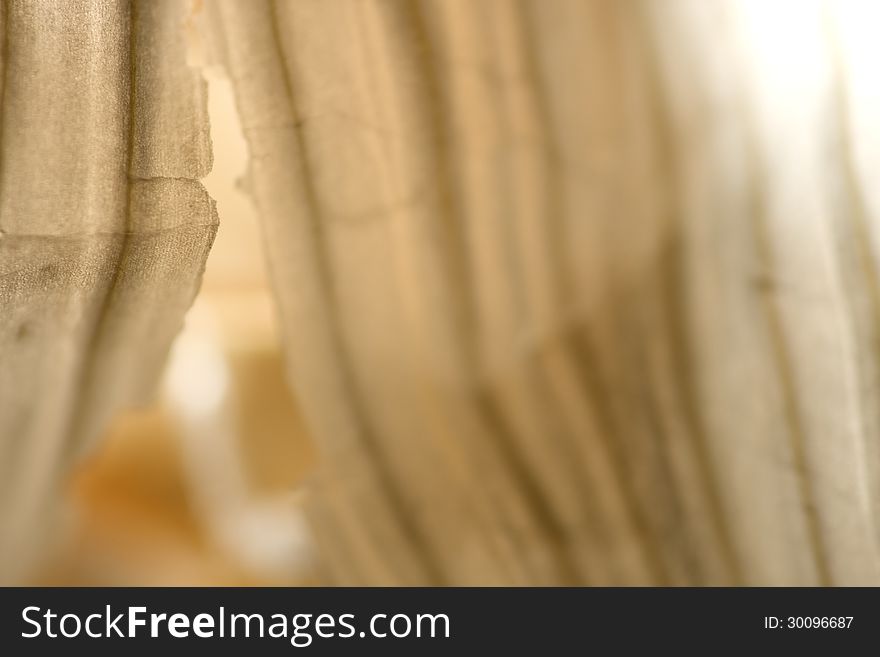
[207,0,880,585]
[4,0,880,587]
[647,0,880,586]
[0,0,217,582]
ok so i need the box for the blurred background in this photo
[32,68,317,586]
